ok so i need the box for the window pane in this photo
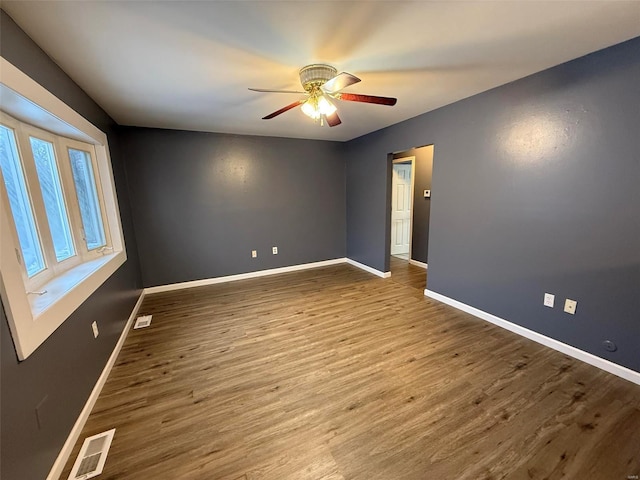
[30,137,75,262]
[68,148,106,250]
[0,125,46,277]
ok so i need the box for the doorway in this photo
[390,157,414,260]
[387,145,433,291]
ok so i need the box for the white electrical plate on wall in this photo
[564,299,577,315]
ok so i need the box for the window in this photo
[68,147,107,250]
[30,135,76,262]
[0,57,126,360]
[1,115,114,290]
[0,124,46,277]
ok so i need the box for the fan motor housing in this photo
[299,64,337,91]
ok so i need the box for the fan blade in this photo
[335,92,397,106]
[249,88,307,94]
[262,100,305,119]
[325,111,342,127]
[321,72,361,94]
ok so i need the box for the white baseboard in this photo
[47,290,145,480]
[145,257,392,295]
[409,259,428,269]
[144,258,348,294]
[346,258,391,278]
[424,289,640,386]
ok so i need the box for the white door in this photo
[391,163,412,255]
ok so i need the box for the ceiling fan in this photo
[249,64,397,127]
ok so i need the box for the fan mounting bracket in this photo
[299,64,337,92]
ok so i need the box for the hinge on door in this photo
[15,248,22,265]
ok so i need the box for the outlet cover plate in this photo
[91,321,99,338]
[564,298,577,315]
[544,293,555,308]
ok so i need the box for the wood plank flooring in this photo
[389,256,427,291]
[61,264,640,480]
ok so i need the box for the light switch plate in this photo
[544,293,555,308]
[424,189,431,198]
[91,321,99,338]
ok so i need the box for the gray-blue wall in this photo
[346,37,640,372]
[1,11,143,480]
[121,127,346,287]
[3,8,638,479]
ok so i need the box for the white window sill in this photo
[29,253,124,318]
[1,249,126,360]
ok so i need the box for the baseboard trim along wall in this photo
[145,257,391,294]
[345,258,391,278]
[47,291,145,480]
[424,288,640,386]
[145,258,349,294]
[409,259,428,269]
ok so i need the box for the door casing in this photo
[390,156,415,258]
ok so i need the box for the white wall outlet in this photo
[564,299,577,315]
[251,250,257,258]
[91,321,99,338]
[272,246,278,255]
[424,189,431,198]
[543,293,555,308]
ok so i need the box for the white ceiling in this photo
[3,1,639,142]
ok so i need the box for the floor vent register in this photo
[68,428,115,479]
[134,315,152,329]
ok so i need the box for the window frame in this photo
[4,116,79,286]
[0,120,47,280]
[2,114,116,290]
[0,56,127,360]
[64,137,111,255]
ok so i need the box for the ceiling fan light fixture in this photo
[318,95,336,115]
[252,63,396,127]
[301,95,336,120]
[301,97,320,119]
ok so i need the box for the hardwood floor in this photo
[389,255,427,291]
[61,264,640,480]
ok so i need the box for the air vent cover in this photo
[134,315,152,329]
[68,428,115,479]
